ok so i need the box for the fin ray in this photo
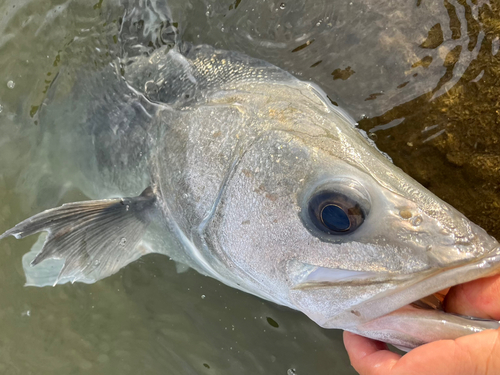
[1,187,157,286]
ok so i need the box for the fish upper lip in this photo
[295,247,500,327]
[292,267,421,289]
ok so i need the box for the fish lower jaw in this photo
[291,249,500,350]
[351,301,500,351]
[340,251,500,349]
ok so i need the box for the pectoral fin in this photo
[1,187,157,286]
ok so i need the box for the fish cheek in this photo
[211,188,306,299]
[206,135,313,296]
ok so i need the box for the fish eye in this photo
[308,191,365,235]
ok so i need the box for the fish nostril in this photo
[399,209,413,219]
[411,215,423,227]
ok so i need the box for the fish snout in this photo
[393,202,499,267]
[426,218,499,267]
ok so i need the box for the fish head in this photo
[203,82,500,348]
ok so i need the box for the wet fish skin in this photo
[127,45,500,348]
[2,44,500,350]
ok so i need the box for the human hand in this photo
[343,274,500,375]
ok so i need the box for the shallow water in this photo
[0,0,499,374]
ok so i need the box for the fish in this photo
[1,40,499,352]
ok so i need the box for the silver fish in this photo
[1,43,499,351]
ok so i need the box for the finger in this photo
[343,331,400,375]
[345,329,500,375]
[445,274,500,320]
[403,330,500,375]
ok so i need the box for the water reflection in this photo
[190,0,488,118]
[0,0,498,374]
[356,1,500,240]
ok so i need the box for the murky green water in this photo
[0,0,499,374]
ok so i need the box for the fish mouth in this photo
[293,248,500,330]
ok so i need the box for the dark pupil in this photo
[321,204,350,232]
[306,191,365,235]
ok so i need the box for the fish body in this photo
[2,43,499,350]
